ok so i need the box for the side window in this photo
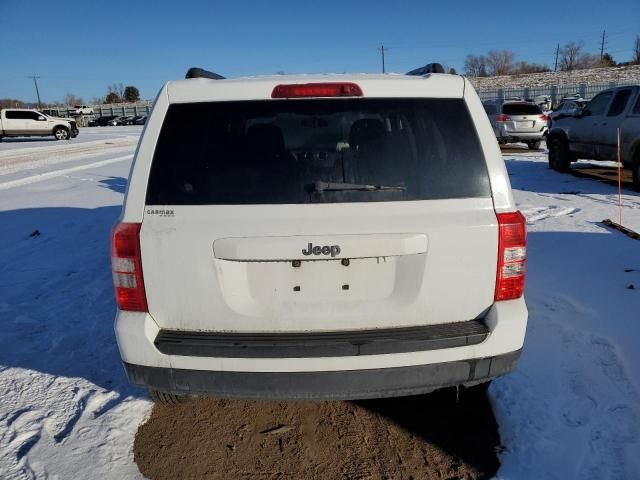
[587,92,613,116]
[5,110,19,119]
[26,111,42,121]
[607,89,632,117]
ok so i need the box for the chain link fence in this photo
[477,79,639,107]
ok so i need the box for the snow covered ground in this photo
[0,131,638,479]
[0,127,149,479]
[493,149,640,479]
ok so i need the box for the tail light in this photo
[495,212,527,302]
[111,222,147,311]
[539,114,548,122]
[495,114,511,122]
[272,82,363,98]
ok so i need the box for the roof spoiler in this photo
[185,67,226,80]
[406,63,445,76]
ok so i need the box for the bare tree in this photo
[486,50,514,76]
[577,52,597,70]
[105,92,120,104]
[106,83,125,103]
[0,98,26,109]
[513,61,550,74]
[62,93,84,106]
[594,53,616,68]
[559,41,591,71]
[634,35,640,65]
[464,54,488,77]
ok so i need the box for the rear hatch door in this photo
[503,103,544,132]
[140,97,498,333]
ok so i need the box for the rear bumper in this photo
[124,349,521,400]
[153,320,490,358]
[496,125,547,142]
[115,299,527,399]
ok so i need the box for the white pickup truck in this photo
[0,108,79,141]
[70,105,94,115]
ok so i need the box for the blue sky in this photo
[1,0,638,103]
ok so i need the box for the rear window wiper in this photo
[308,181,406,193]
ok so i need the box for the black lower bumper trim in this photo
[124,349,521,400]
[154,320,489,358]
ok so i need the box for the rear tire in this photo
[148,389,189,405]
[548,137,571,172]
[53,126,69,141]
[527,141,541,150]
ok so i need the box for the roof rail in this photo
[185,67,226,80]
[406,63,445,76]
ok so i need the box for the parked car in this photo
[548,99,588,127]
[70,105,94,115]
[547,85,640,190]
[132,115,147,125]
[0,108,78,141]
[93,115,117,127]
[488,101,548,149]
[533,95,552,112]
[108,116,128,126]
[112,66,528,403]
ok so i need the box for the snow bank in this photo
[468,65,640,90]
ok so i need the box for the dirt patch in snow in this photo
[134,387,499,480]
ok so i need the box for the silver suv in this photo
[487,101,549,149]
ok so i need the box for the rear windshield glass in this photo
[502,103,542,115]
[146,99,490,205]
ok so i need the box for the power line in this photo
[28,75,41,108]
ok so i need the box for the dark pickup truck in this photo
[547,85,640,190]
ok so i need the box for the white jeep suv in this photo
[112,65,528,402]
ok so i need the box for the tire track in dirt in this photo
[134,387,500,480]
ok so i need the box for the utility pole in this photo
[379,45,386,74]
[28,75,42,109]
[554,43,560,72]
[600,30,606,59]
